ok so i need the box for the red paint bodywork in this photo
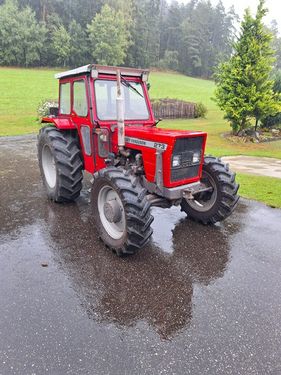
[125,126,207,187]
[42,71,207,189]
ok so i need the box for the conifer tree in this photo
[214,0,280,134]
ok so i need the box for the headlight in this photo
[192,152,201,164]
[172,155,181,168]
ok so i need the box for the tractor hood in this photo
[125,126,207,151]
[124,126,207,188]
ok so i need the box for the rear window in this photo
[73,80,88,117]
[60,82,70,114]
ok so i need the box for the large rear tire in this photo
[91,167,154,256]
[180,156,239,224]
[38,127,83,202]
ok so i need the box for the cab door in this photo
[71,78,95,173]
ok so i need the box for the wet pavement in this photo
[1,135,281,375]
[222,155,281,179]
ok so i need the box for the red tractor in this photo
[38,64,239,255]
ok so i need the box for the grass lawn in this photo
[0,67,58,136]
[237,173,281,209]
[0,67,280,208]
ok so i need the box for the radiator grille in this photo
[171,165,200,182]
[171,137,203,182]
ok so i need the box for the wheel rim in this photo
[42,144,57,189]
[97,185,126,240]
[187,170,217,212]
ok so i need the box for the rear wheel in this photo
[91,167,154,255]
[180,156,239,224]
[38,127,83,202]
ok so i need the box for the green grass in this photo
[236,173,281,208]
[0,67,58,136]
[0,67,281,208]
[149,71,217,111]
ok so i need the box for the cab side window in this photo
[73,80,88,117]
[60,82,71,115]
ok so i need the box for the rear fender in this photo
[41,117,76,130]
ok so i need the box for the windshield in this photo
[94,79,149,121]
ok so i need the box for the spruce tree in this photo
[214,0,280,134]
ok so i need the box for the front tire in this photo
[38,127,83,202]
[91,167,154,255]
[180,156,239,224]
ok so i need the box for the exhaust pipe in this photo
[116,70,125,149]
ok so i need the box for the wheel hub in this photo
[186,170,217,212]
[103,200,122,223]
[97,185,126,240]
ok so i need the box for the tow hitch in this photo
[183,185,213,200]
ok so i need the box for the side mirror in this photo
[146,82,151,91]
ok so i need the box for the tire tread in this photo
[181,155,239,224]
[91,167,154,256]
[38,127,83,202]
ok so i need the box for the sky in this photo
[178,0,281,32]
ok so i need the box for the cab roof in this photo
[55,64,150,81]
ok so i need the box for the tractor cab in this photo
[38,64,239,256]
[54,64,154,123]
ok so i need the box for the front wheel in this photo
[91,167,154,255]
[180,156,239,224]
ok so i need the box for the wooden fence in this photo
[151,99,196,119]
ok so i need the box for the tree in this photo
[19,6,46,66]
[159,1,183,59]
[0,0,247,73]
[214,0,280,134]
[0,0,22,65]
[0,0,45,66]
[87,4,130,66]
[68,20,89,67]
[52,25,71,66]
[127,0,162,68]
[159,50,179,70]
[39,12,61,66]
[262,70,281,128]
[176,0,237,77]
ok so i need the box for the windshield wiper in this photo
[121,76,144,98]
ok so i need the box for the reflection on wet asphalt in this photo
[1,136,281,375]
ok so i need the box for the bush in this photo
[194,102,207,118]
[37,99,58,120]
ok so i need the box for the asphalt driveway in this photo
[1,135,281,375]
